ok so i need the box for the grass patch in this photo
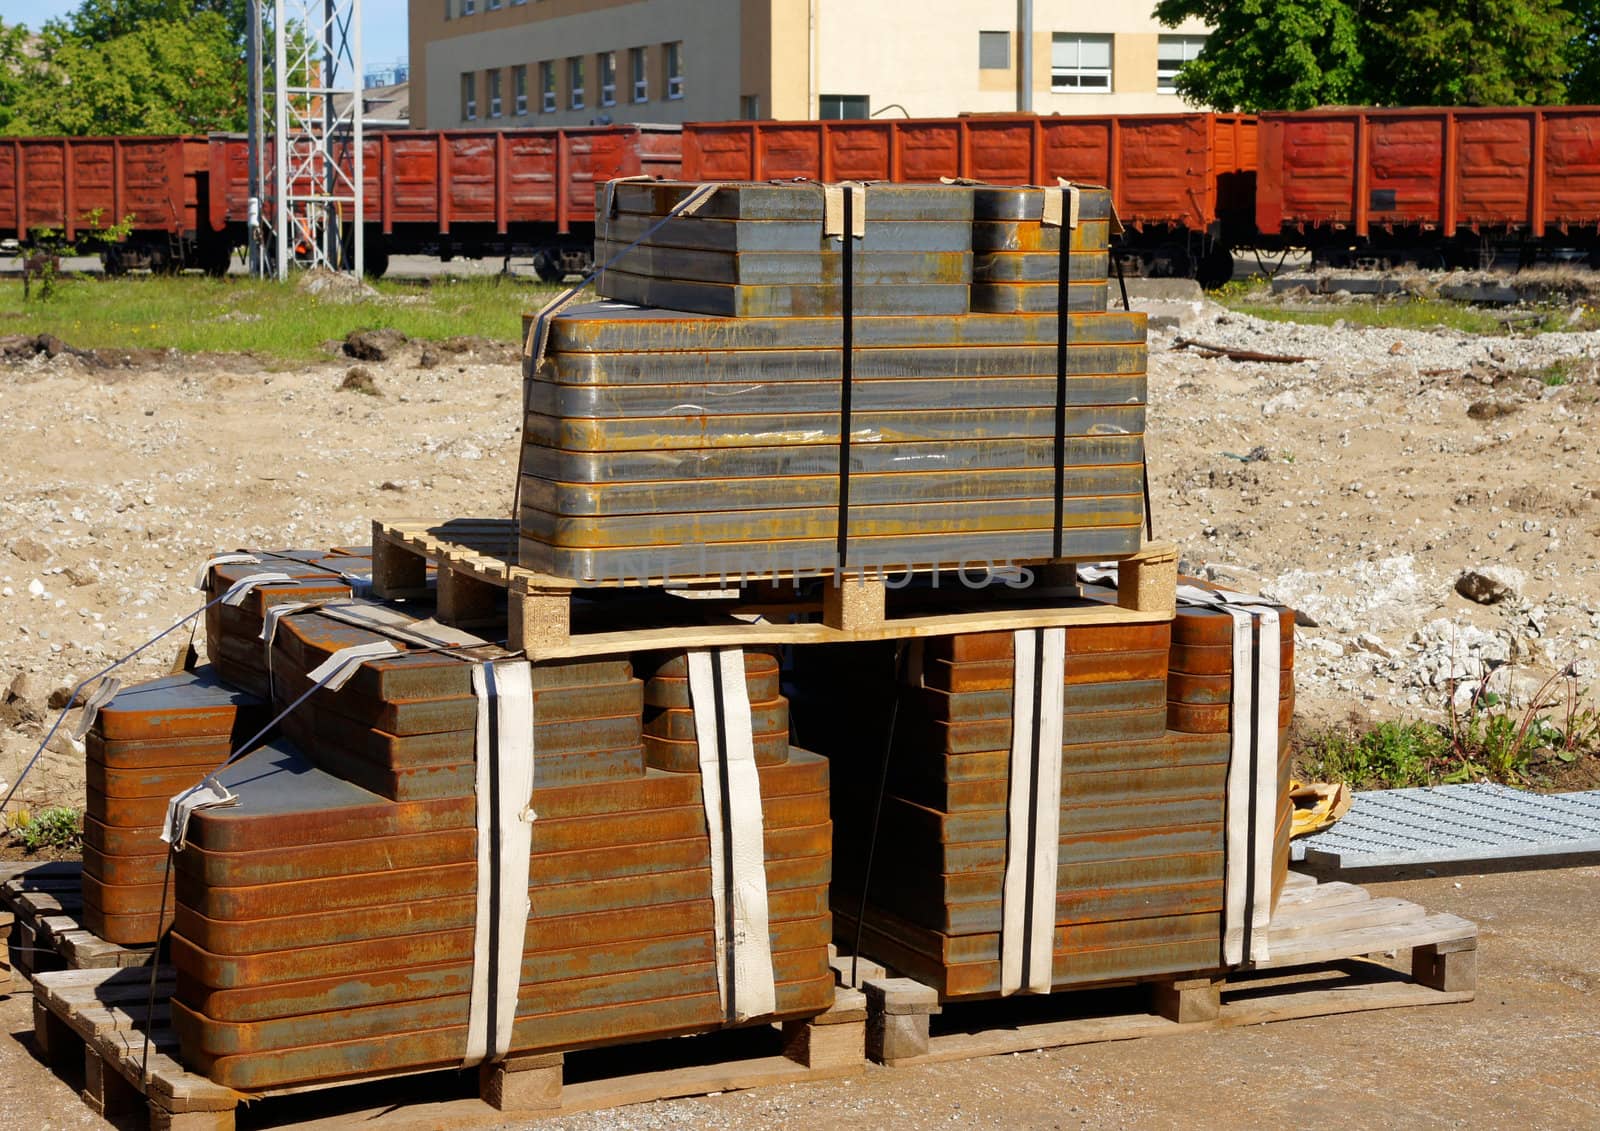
[1225,298,1514,334]
[4,805,83,852]
[0,274,564,361]
[1297,668,1600,790]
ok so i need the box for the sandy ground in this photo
[1,866,1595,1129]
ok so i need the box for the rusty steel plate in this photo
[596,272,970,318]
[922,622,1170,664]
[1169,671,1295,706]
[969,219,1112,255]
[644,731,791,773]
[643,669,783,709]
[541,304,1144,355]
[644,698,788,743]
[972,251,1111,283]
[1168,701,1295,734]
[594,213,972,255]
[523,435,1145,490]
[86,732,235,771]
[82,815,167,859]
[517,527,1144,586]
[1172,602,1298,645]
[527,373,1146,420]
[1169,640,1296,676]
[594,243,972,286]
[92,668,265,743]
[539,341,1144,386]
[920,648,1169,693]
[909,678,1168,724]
[970,281,1110,313]
[902,704,1168,756]
[971,186,1115,224]
[524,403,1144,453]
[606,181,977,222]
[174,971,837,1091]
[83,844,168,887]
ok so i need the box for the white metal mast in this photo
[272,0,364,278]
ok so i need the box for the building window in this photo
[978,30,1010,70]
[598,51,617,106]
[665,40,683,100]
[820,94,869,120]
[740,94,761,119]
[1157,34,1205,94]
[568,56,585,109]
[513,64,528,115]
[488,69,503,117]
[460,72,476,120]
[630,47,648,102]
[461,0,474,13]
[540,61,556,112]
[1051,33,1112,92]
[487,0,500,8]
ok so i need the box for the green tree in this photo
[1563,0,1600,101]
[4,13,245,135]
[1156,0,1578,109]
[1152,0,1371,111]
[0,21,33,134]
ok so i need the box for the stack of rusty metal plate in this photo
[168,737,835,1089]
[811,624,1238,999]
[266,612,644,800]
[521,304,1148,581]
[82,669,266,945]
[593,182,975,317]
[639,648,788,770]
[1167,599,1297,905]
[969,186,1114,314]
[204,549,378,700]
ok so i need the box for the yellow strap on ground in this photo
[1289,779,1354,838]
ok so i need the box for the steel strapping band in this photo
[836,184,857,570]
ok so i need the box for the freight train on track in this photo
[5,106,1599,284]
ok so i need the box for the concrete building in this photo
[410,2,1211,130]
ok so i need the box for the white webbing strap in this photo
[1177,586,1280,966]
[220,572,295,607]
[161,774,238,850]
[687,648,777,1023]
[1041,181,1080,231]
[464,659,536,1066]
[194,553,260,590]
[305,641,401,692]
[1000,627,1066,996]
[823,182,867,240]
[68,677,122,742]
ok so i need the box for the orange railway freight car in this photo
[207,124,681,278]
[681,113,1257,286]
[1257,106,1600,268]
[0,136,228,275]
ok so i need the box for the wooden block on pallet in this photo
[436,564,501,626]
[1152,975,1224,1024]
[823,576,885,632]
[370,520,427,599]
[829,951,887,989]
[1412,937,1477,993]
[84,1046,144,1118]
[863,977,940,1063]
[1117,544,1178,616]
[509,583,571,657]
[480,1050,564,1113]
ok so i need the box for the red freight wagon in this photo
[208,124,681,278]
[1257,106,1600,267]
[681,113,1256,285]
[0,136,225,274]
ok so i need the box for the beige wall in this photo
[410,0,1214,127]
[812,0,1209,119]
[413,0,746,128]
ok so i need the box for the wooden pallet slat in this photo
[371,517,1177,661]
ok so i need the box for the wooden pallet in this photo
[1,863,156,980]
[371,517,1178,660]
[859,871,1478,1067]
[29,967,867,1130]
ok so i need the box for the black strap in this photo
[710,653,737,1022]
[1019,627,1047,989]
[1052,188,1070,559]
[1113,240,1131,311]
[483,662,503,1050]
[836,189,856,571]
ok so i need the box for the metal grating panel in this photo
[1293,782,1600,870]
